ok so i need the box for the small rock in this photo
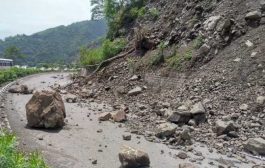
[156,122,177,138]
[98,112,111,121]
[112,110,127,122]
[233,58,241,62]
[261,0,265,12]
[178,105,189,111]
[97,129,103,133]
[257,96,265,105]
[179,163,198,168]
[65,95,77,103]
[245,11,262,21]
[239,104,249,111]
[204,15,221,30]
[244,138,265,155]
[128,86,142,96]
[245,40,254,47]
[0,104,4,108]
[122,134,132,141]
[190,102,205,114]
[214,120,237,136]
[92,159,97,165]
[119,146,150,168]
[168,111,191,125]
[251,52,258,58]
[177,152,188,159]
[129,75,140,81]
[190,102,206,124]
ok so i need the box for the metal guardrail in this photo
[0,81,16,131]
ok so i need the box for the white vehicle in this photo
[0,58,13,69]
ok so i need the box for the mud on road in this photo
[0,73,263,168]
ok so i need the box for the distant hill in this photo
[0,20,107,66]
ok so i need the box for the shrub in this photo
[80,38,126,66]
[102,38,126,59]
[149,8,159,20]
[0,131,48,168]
[0,67,40,85]
[130,7,146,19]
[193,35,204,49]
[80,47,103,66]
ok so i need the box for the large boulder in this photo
[119,145,150,168]
[26,91,66,128]
[244,138,265,155]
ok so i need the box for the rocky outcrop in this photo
[119,146,150,168]
[26,91,66,128]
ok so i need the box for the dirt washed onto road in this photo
[1,73,263,168]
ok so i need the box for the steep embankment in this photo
[0,20,107,66]
[68,0,265,166]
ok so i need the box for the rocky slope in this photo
[67,0,265,167]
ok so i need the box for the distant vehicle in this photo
[0,58,13,69]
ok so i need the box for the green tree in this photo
[91,0,104,20]
[90,0,146,39]
[3,46,26,59]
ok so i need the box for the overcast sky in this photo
[0,0,92,39]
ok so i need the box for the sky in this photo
[0,0,92,39]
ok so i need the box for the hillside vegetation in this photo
[0,20,107,66]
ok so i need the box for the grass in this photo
[166,36,204,70]
[149,8,159,20]
[80,38,127,66]
[0,131,48,168]
[0,67,40,85]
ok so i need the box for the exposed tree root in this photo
[88,48,135,77]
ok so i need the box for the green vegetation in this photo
[0,131,48,168]
[3,46,26,60]
[0,20,107,66]
[91,0,147,39]
[0,67,40,85]
[193,35,204,49]
[148,42,166,66]
[130,7,146,19]
[149,8,159,20]
[167,36,204,70]
[80,38,126,66]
